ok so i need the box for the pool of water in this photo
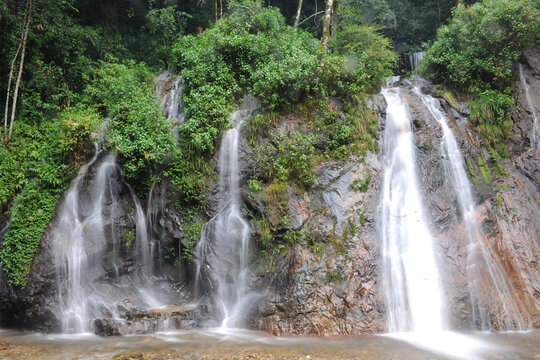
[0,329,538,359]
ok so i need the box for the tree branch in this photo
[297,10,324,27]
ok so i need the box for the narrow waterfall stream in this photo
[381,87,493,360]
[407,52,425,74]
[414,86,530,331]
[519,64,539,149]
[194,96,258,328]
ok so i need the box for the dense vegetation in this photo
[424,0,540,154]
[0,0,538,285]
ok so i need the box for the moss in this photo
[478,154,492,184]
[466,157,479,185]
[263,181,289,227]
[351,172,371,193]
[326,269,346,282]
[437,89,458,108]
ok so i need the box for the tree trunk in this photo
[3,37,22,142]
[331,0,339,37]
[294,0,304,27]
[8,0,32,141]
[320,0,334,69]
[214,0,218,22]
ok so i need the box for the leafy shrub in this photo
[1,181,60,286]
[0,118,87,286]
[424,0,539,149]
[256,131,316,188]
[83,60,175,191]
[424,0,540,92]
[328,24,397,95]
[470,89,514,148]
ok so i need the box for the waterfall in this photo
[194,95,258,328]
[145,182,167,277]
[381,88,446,333]
[414,87,530,331]
[52,148,121,333]
[381,87,494,360]
[519,64,539,150]
[133,194,152,274]
[407,52,425,73]
[156,71,184,139]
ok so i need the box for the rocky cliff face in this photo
[244,56,540,333]
[0,49,539,335]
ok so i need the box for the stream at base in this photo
[0,330,539,359]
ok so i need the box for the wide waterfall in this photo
[52,148,120,333]
[519,64,539,149]
[381,88,446,332]
[414,86,530,331]
[194,96,258,328]
[381,87,493,360]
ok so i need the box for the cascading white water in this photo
[414,86,530,331]
[408,52,425,73]
[145,182,167,277]
[52,150,120,333]
[519,64,539,150]
[194,96,258,328]
[133,195,152,273]
[381,87,495,360]
[381,88,446,332]
[156,71,184,139]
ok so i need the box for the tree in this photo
[294,0,303,27]
[320,0,334,68]
[3,0,32,144]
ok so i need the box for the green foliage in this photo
[351,172,371,193]
[83,60,175,192]
[0,117,92,286]
[328,24,397,95]
[124,228,135,249]
[466,157,479,185]
[1,181,60,286]
[256,131,316,188]
[469,89,514,149]
[478,153,492,184]
[425,0,539,148]
[145,0,189,68]
[57,105,100,172]
[182,220,204,260]
[424,0,540,92]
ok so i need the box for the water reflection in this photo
[0,330,538,359]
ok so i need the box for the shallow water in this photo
[0,329,539,359]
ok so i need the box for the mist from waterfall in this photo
[194,96,258,328]
[414,86,530,331]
